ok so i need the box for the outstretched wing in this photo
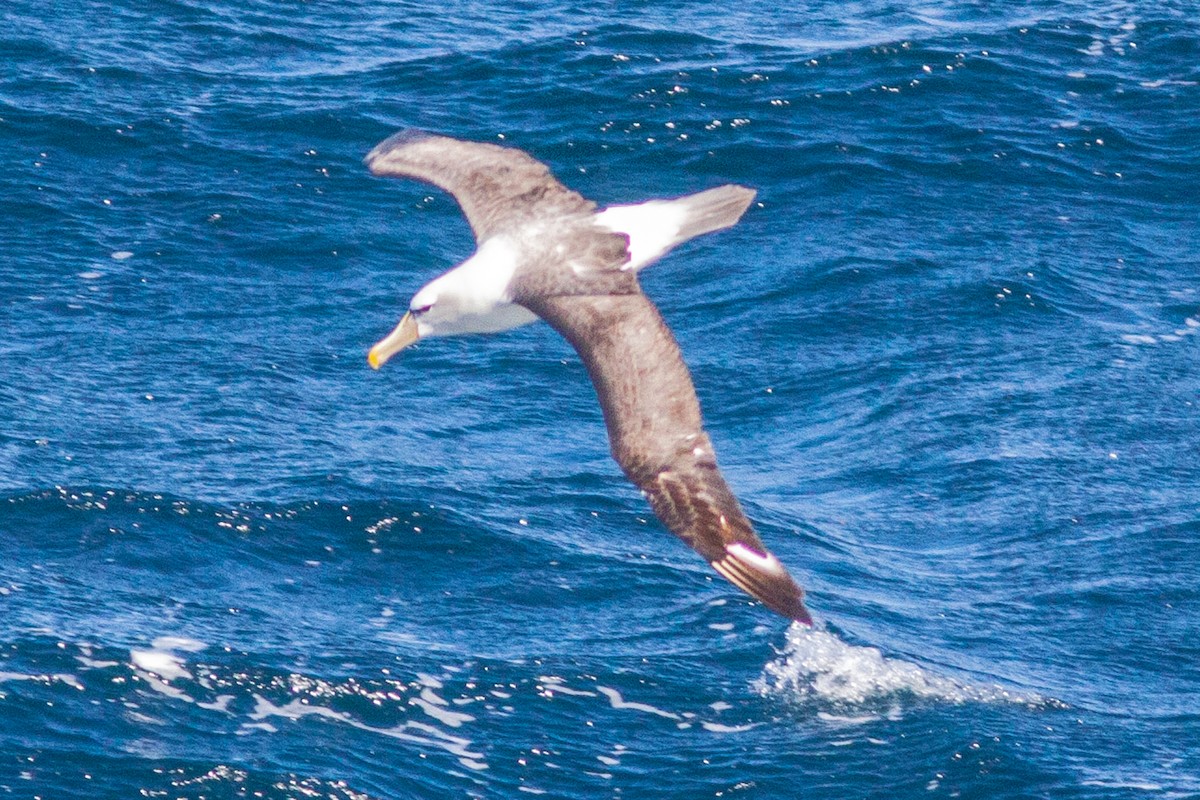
[644,464,813,624]
[364,130,595,242]
[521,292,813,624]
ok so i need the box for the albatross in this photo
[365,130,812,625]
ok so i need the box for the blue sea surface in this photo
[2,1,1199,797]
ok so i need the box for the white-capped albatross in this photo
[364,130,812,625]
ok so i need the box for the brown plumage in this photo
[366,131,813,625]
[523,293,812,624]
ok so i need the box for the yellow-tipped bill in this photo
[368,312,419,369]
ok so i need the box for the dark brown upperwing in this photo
[521,292,812,624]
[364,131,595,242]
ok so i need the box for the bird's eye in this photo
[411,303,433,315]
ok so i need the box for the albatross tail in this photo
[671,184,757,242]
[596,185,757,272]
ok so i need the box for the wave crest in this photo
[756,624,1062,714]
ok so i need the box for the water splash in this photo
[756,624,1060,714]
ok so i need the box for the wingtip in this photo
[763,584,815,626]
[364,128,435,172]
[763,588,814,626]
[714,541,814,625]
[789,599,815,627]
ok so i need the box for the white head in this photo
[367,237,538,369]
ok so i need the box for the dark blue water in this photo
[3,1,1199,797]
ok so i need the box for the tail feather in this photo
[673,184,756,243]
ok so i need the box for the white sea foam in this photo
[756,624,1056,713]
[0,671,84,690]
[247,694,486,770]
[119,637,489,772]
[536,675,597,698]
[700,720,759,733]
[151,636,206,652]
[130,649,192,681]
[595,686,680,719]
[129,635,207,682]
[411,686,475,728]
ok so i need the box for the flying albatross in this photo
[364,130,812,625]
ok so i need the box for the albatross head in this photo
[367,238,537,369]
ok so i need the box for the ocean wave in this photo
[757,624,1063,713]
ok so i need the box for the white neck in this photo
[413,237,538,337]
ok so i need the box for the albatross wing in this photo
[521,292,813,625]
[364,131,596,242]
[364,130,811,625]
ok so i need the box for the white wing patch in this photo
[594,200,687,272]
[723,542,789,578]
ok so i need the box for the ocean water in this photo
[2,0,1199,797]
